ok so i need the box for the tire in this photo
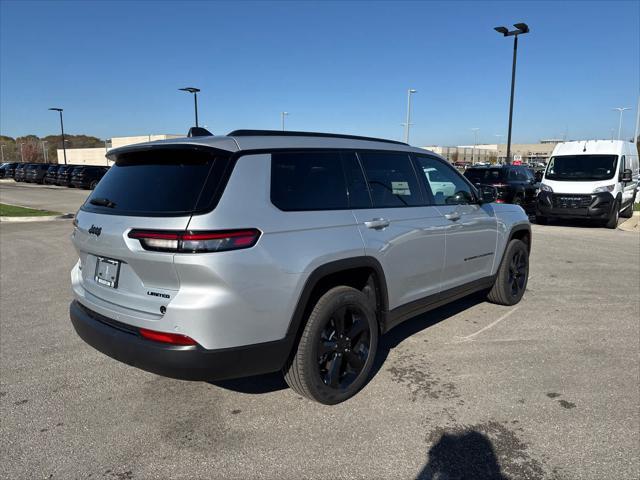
[89,180,98,190]
[620,191,636,218]
[536,215,548,225]
[605,200,619,229]
[487,239,529,306]
[283,286,378,405]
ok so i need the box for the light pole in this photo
[403,89,417,144]
[494,22,529,164]
[20,143,25,162]
[281,112,289,131]
[612,107,631,140]
[471,128,480,164]
[0,144,4,163]
[41,141,48,163]
[48,107,67,165]
[179,87,201,127]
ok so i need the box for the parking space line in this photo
[454,306,520,343]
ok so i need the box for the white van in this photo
[537,140,639,228]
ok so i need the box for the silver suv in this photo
[70,130,531,404]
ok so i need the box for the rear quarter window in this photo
[271,151,348,211]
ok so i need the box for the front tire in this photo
[605,200,619,229]
[284,286,378,405]
[487,239,529,306]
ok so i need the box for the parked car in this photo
[69,130,531,404]
[13,163,31,182]
[25,163,50,184]
[55,164,78,186]
[0,162,19,179]
[70,166,109,189]
[43,165,61,185]
[537,140,639,228]
[464,164,538,212]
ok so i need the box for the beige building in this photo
[423,139,561,164]
[56,134,182,166]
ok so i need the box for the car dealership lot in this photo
[1,189,639,480]
[0,179,90,215]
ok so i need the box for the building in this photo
[423,140,561,165]
[56,134,182,166]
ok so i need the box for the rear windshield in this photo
[82,147,230,216]
[464,168,505,183]
[546,155,618,181]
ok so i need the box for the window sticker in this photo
[391,181,411,195]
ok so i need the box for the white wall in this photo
[56,148,112,166]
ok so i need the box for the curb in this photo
[0,213,74,223]
[618,210,639,233]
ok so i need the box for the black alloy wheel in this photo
[317,305,371,390]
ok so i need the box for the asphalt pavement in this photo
[0,189,639,479]
[0,180,89,214]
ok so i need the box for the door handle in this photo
[364,218,390,230]
[445,212,461,221]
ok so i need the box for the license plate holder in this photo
[94,257,121,288]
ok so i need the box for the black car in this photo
[464,165,538,212]
[70,166,109,189]
[25,163,50,184]
[43,164,61,185]
[0,162,19,179]
[14,163,31,182]
[56,164,79,186]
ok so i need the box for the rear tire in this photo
[89,180,98,190]
[605,201,619,229]
[487,239,529,306]
[284,286,378,405]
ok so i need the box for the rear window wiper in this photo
[89,197,116,208]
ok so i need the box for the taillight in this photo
[128,229,261,253]
[495,199,506,203]
[139,327,197,346]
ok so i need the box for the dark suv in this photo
[14,163,31,182]
[25,163,50,184]
[43,165,61,185]
[0,162,19,179]
[464,165,538,212]
[56,164,78,186]
[70,166,109,189]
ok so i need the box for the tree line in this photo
[0,135,105,164]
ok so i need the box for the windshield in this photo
[463,168,505,184]
[82,147,230,216]
[545,155,618,181]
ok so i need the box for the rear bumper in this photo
[537,191,614,219]
[71,179,88,188]
[69,300,293,381]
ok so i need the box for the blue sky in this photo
[1,0,638,146]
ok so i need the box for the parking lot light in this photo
[48,107,67,165]
[403,89,417,144]
[494,22,530,164]
[179,87,201,127]
[612,107,631,140]
[281,112,289,131]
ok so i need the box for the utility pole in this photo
[403,89,417,144]
[281,112,289,131]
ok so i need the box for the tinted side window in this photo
[271,151,348,211]
[357,151,422,207]
[415,155,476,205]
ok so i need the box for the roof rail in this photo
[227,129,408,146]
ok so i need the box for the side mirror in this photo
[621,169,632,182]
[477,185,497,204]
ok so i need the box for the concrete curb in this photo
[618,210,639,233]
[0,213,74,223]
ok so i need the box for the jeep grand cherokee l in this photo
[70,130,531,404]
